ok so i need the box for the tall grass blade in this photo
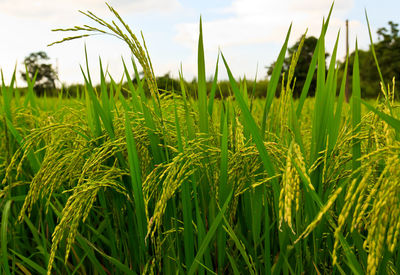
[261,24,292,136]
[249,65,258,114]
[296,2,334,116]
[217,108,229,272]
[330,57,349,151]
[10,249,47,274]
[1,70,15,122]
[365,11,387,94]
[187,190,233,275]
[223,217,256,275]
[121,59,142,113]
[124,110,147,260]
[226,252,241,275]
[1,200,12,275]
[198,17,208,134]
[309,22,327,193]
[99,58,113,124]
[173,96,194,269]
[81,66,102,137]
[81,235,137,275]
[22,66,38,113]
[352,41,361,177]
[208,55,219,117]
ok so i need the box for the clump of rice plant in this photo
[1,2,399,275]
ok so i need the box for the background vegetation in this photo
[18,21,400,100]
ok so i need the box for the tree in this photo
[341,21,400,98]
[375,21,400,85]
[21,51,58,96]
[267,36,328,97]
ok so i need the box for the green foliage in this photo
[21,51,58,96]
[267,36,329,98]
[339,21,400,98]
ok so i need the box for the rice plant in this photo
[1,3,399,275]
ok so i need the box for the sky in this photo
[0,0,399,86]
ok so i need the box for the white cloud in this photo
[0,0,182,22]
[289,0,353,13]
[173,0,367,80]
[175,0,358,48]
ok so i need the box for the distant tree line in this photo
[340,21,400,98]
[19,21,399,99]
[268,21,400,99]
[266,36,329,98]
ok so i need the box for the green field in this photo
[1,4,400,275]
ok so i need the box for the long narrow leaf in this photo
[188,190,233,275]
[352,41,361,177]
[261,24,292,136]
[1,200,12,275]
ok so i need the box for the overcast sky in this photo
[1,0,399,86]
